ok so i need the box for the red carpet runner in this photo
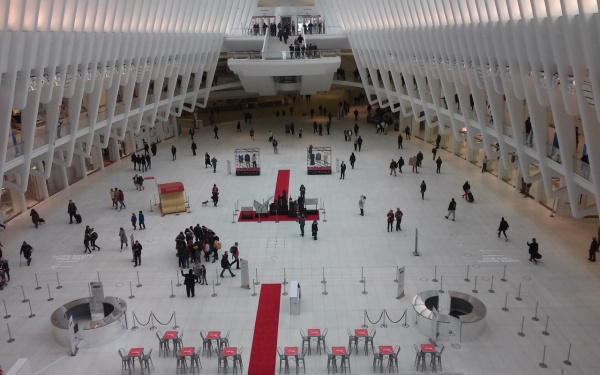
[248,284,281,375]
[274,169,290,200]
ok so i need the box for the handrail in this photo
[227,49,341,61]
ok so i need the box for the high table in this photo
[180,347,195,374]
[127,348,144,374]
[420,344,436,372]
[222,347,237,374]
[307,329,321,355]
[331,346,347,373]
[206,331,221,356]
[284,346,299,374]
[163,330,178,356]
[379,346,394,373]
[353,329,368,355]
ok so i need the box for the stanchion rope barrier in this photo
[151,311,175,326]
[365,310,384,325]
[132,312,152,326]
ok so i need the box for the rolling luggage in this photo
[467,192,474,203]
[75,213,82,223]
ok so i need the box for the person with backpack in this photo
[272,138,279,154]
[220,252,236,277]
[136,175,144,190]
[90,231,100,251]
[395,208,403,231]
[398,156,404,173]
[131,212,137,230]
[132,240,142,267]
[205,152,212,168]
[497,217,509,241]
[389,159,398,176]
[20,241,33,266]
[229,242,240,269]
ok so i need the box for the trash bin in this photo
[290,280,301,315]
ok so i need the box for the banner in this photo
[396,266,405,299]
[240,259,250,289]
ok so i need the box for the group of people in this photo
[110,188,127,211]
[131,153,151,172]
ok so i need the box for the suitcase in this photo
[467,192,474,203]
[75,213,82,224]
[535,253,542,260]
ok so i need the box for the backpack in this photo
[273,140,278,147]
[91,232,98,240]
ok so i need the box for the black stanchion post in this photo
[321,267,326,284]
[150,200,153,213]
[56,272,62,289]
[501,265,507,282]
[362,277,368,295]
[3,300,10,319]
[173,312,180,329]
[359,266,364,283]
[515,282,522,301]
[47,284,54,302]
[211,280,217,297]
[564,343,572,366]
[518,316,525,337]
[254,269,260,285]
[322,282,328,296]
[35,274,41,290]
[232,211,236,223]
[282,282,288,296]
[251,280,257,297]
[215,270,221,286]
[27,300,35,318]
[136,271,142,288]
[131,312,139,331]
[488,276,495,293]
[6,322,15,343]
[150,313,157,331]
[539,345,547,368]
[472,275,478,293]
[438,276,444,293]
[380,309,388,328]
[502,292,509,311]
[464,265,470,282]
[129,282,135,299]
[361,311,368,329]
[542,315,549,336]
[432,266,438,283]
[283,268,288,285]
[532,301,539,321]
[413,228,419,256]
[169,281,175,298]
[176,271,182,287]
[402,309,409,328]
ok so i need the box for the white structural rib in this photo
[323,0,600,218]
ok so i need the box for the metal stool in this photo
[191,348,202,374]
[217,348,229,374]
[299,330,311,355]
[414,344,426,372]
[325,347,337,374]
[317,328,328,355]
[142,348,155,373]
[431,344,443,372]
[156,331,169,357]
[387,346,400,373]
[219,331,230,350]
[176,353,188,374]
[277,347,288,374]
[118,348,132,375]
[364,329,376,355]
[340,351,351,373]
[346,329,358,355]
[372,350,383,373]
[173,331,184,353]
[233,347,244,374]
[200,331,213,357]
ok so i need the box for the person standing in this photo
[181,269,198,297]
[132,240,142,267]
[230,242,240,269]
[299,127,302,138]
[311,220,319,240]
[420,180,426,200]
[354,122,359,135]
[417,151,424,167]
[119,227,128,251]
[445,198,456,221]
[339,161,346,179]
[138,211,145,230]
[236,121,242,132]
[191,141,197,156]
[482,155,488,173]
[411,156,419,173]
[588,237,599,262]
[189,127,195,140]
[497,217,509,241]
[220,252,236,277]
[198,264,207,285]
[298,214,306,237]
[213,125,219,139]
[359,195,366,216]
[354,109,359,121]
[150,142,157,156]
[357,136,363,151]
[326,122,330,135]
[387,210,394,232]
[398,156,404,173]
[390,159,397,176]
[432,147,437,160]
[67,200,77,224]
[273,138,279,154]
[436,157,442,173]
[211,156,218,173]
[395,208,403,231]
[527,238,539,264]
[145,154,152,170]
[349,152,356,169]
[131,212,137,230]
[405,125,411,140]
[171,145,177,161]
[397,133,403,149]
[20,241,33,266]
[205,152,211,168]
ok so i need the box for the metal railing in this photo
[227,49,340,61]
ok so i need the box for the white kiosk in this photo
[290,281,301,315]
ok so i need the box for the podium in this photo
[289,281,301,315]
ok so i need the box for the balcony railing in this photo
[227,49,341,61]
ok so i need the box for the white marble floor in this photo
[0,99,599,375]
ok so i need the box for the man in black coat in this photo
[67,200,77,224]
[133,241,142,267]
[340,162,346,180]
[498,218,509,241]
[220,253,236,277]
[311,220,319,240]
[181,269,198,297]
[589,237,599,262]
[20,241,33,266]
[527,238,539,263]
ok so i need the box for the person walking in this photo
[387,209,394,232]
[118,189,126,210]
[527,238,539,263]
[211,156,218,173]
[119,227,128,251]
[299,214,306,237]
[220,252,236,277]
[181,269,198,297]
[405,125,411,140]
[397,133,403,149]
[212,184,219,207]
[189,127,195,140]
[131,212,137,230]
[417,151,424,167]
[132,240,142,267]
[354,122,359,135]
[340,161,346,179]
[354,109,359,121]
[20,241,33,266]
[230,242,240,269]
[588,237,599,262]
[350,153,356,169]
[390,159,398,176]
[191,141,197,156]
[273,138,279,154]
[462,181,471,200]
[171,145,177,161]
[311,220,319,240]
[420,180,426,200]
[398,156,404,173]
[497,217,509,241]
[90,231,100,250]
[359,195,366,216]
[357,136,363,151]
[213,125,219,139]
[205,152,211,168]
[445,198,456,221]
[138,211,145,230]
[150,142,157,156]
[432,147,437,160]
[395,208,403,231]
[236,121,242,132]
[436,157,442,173]
[30,209,43,228]
[67,200,77,224]
[145,154,151,170]
[83,233,91,254]
[482,155,488,173]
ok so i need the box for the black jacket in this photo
[181,271,198,286]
